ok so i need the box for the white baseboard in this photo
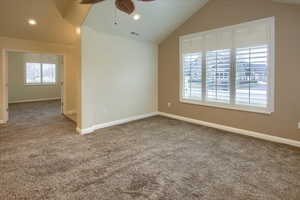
[77,112,159,135]
[65,110,77,115]
[159,112,300,148]
[9,97,61,104]
[76,110,300,148]
[0,120,5,124]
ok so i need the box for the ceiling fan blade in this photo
[115,0,135,15]
[80,0,105,4]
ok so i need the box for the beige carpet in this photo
[0,101,300,200]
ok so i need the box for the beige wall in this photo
[8,52,62,103]
[0,36,79,122]
[158,0,300,141]
[81,26,157,129]
[73,38,81,126]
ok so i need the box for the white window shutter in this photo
[179,17,274,113]
[181,37,204,54]
[234,23,270,48]
[183,53,202,100]
[235,45,268,107]
[206,49,231,103]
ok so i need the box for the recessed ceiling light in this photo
[28,19,37,26]
[133,14,141,21]
[76,27,81,35]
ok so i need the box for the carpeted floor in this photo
[0,101,300,200]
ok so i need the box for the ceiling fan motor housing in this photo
[81,0,156,15]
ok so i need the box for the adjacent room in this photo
[0,0,299,199]
[6,51,66,124]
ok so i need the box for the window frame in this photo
[179,17,275,114]
[24,62,57,86]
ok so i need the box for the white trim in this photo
[76,111,300,148]
[75,110,300,148]
[179,17,275,114]
[76,126,94,135]
[158,112,300,148]
[24,83,57,86]
[180,17,275,39]
[77,112,159,135]
[0,120,5,124]
[180,99,272,114]
[9,97,61,104]
[2,50,8,122]
[268,17,276,113]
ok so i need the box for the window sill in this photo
[180,98,273,115]
[24,83,57,86]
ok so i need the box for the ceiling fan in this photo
[81,0,155,15]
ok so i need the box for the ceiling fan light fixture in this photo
[80,0,156,15]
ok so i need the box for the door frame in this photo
[1,48,66,123]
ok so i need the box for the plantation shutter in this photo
[180,17,274,113]
[206,49,231,103]
[235,45,268,107]
[234,22,271,48]
[182,52,202,99]
[181,37,203,100]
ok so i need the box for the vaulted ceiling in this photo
[0,0,299,45]
[0,0,89,44]
[84,0,210,43]
[82,0,300,44]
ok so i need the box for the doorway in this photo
[2,50,65,123]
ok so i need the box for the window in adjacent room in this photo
[25,63,56,85]
[180,17,275,113]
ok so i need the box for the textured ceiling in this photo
[0,0,77,44]
[84,0,209,43]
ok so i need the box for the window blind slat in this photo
[206,49,231,103]
[183,53,202,99]
[235,45,268,107]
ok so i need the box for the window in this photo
[25,63,42,84]
[183,52,202,100]
[206,49,231,103]
[42,64,56,84]
[180,17,274,113]
[236,45,268,107]
[25,63,56,85]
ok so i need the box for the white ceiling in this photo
[83,0,209,43]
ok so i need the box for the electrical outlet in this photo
[167,102,172,108]
[298,122,300,129]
